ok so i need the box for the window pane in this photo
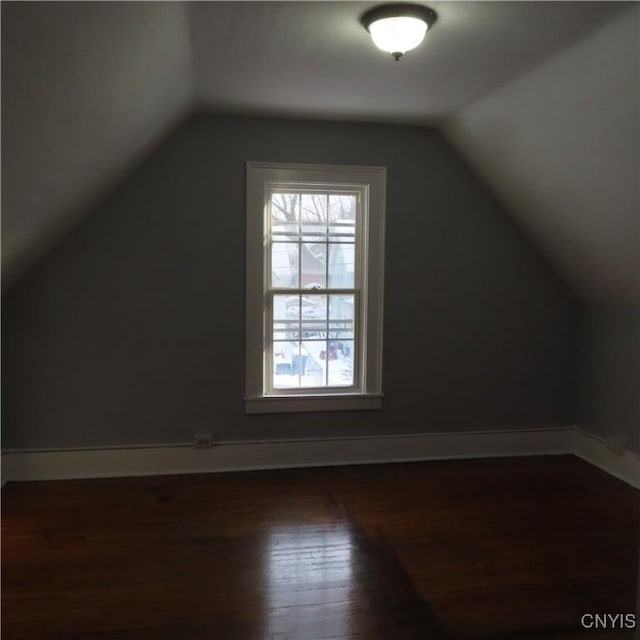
[301,293,326,321]
[300,341,326,387]
[271,243,299,288]
[272,223,298,242]
[301,226,325,241]
[273,341,298,388]
[284,295,301,319]
[301,194,327,224]
[273,319,298,341]
[272,340,329,389]
[329,295,354,340]
[274,295,299,338]
[327,340,354,387]
[272,295,329,389]
[301,242,326,288]
[300,293,326,340]
[300,318,325,340]
[329,195,356,222]
[274,295,293,319]
[271,193,299,225]
[329,223,355,242]
[328,244,355,288]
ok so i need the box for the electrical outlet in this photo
[194,433,214,449]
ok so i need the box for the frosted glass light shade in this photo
[361,4,437,60]
[368,16,428,56]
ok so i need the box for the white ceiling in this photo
[2,1,637,304]
[188,1,627,122]
[2,1,192,286]
[445,6,639,305]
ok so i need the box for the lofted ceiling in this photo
[2,1,637,304]
[445,6,639,304]
[187,1,627,122]
[1,1,193,286]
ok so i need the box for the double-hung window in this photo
[245,162,385,414]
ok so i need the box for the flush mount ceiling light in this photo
[361,3,437,61]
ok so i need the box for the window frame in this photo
[245,162,385,414]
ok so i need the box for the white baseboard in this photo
[2,427,572,484]
[2,427,637,488]
[571,428,640,490]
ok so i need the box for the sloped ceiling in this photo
[2,1,637,304]
[444,5,639,305]
[1,1,193,286]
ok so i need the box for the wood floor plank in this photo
[2,455,638,639]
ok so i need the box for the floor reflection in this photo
[263,519,592,639]
[348,524,448,639]
[266,524,353,638]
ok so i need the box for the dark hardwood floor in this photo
[2,455,638,639]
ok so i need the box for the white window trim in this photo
[245,162,385,414]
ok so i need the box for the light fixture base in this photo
[360,3,437,32]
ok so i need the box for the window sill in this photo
[245,394,383,415]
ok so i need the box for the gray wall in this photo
[579,304,640,453]
[2,115,579,450]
